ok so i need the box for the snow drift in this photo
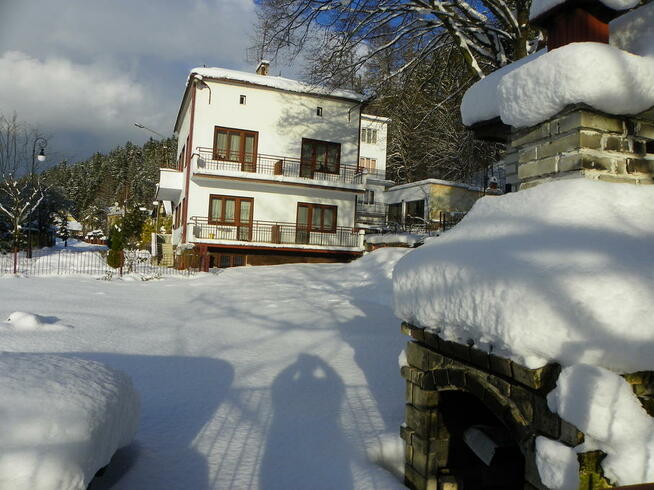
[0,353,140,490]
[393,179,654,372]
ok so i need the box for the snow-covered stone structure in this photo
[398,1,654,489]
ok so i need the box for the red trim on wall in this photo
[181,81,197,244]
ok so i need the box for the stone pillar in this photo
[504,106,654,189]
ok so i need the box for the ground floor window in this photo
[209,253,245,269]
[406,199,425,225]
[297,203,337,233]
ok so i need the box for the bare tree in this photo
[0,178,46,252]
[255,0,536,87]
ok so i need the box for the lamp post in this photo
[134,123,171,167]
[28,137,47,257]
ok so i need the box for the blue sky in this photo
[0,0,302,165]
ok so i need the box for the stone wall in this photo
[503,105,654,189]
[399,322,618,490]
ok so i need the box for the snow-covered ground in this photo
[0,248,409,490]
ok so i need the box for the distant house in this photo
[156,61,391,270]
[384,179,489,230]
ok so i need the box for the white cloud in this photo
[0,51,169,137]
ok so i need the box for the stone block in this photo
[538,132,582,159]
[518,157,558,180]
[436,339,470,363]
[468,346,490,370]
[488,353,513,378]
[626,157,653,174]
[511,361,560,392]
[402,322,425,342]
[407,341,434,371]
[636,121,654,140]
[422,329,441,352]
[533,397,560,439]
[408,382,440,409]
[406,403,438,437]
[518,146,539,164]
[486,373,512,397]
[511,385,535,423]
[560,419,584,447]
[579,130,604,150]
[601,134,629,152]
[580,111,624,133]
[511,122,551,147]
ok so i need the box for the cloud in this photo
[0,51,169,139]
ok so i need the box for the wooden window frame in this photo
[361,128,378,144]
[297,202,338,233]
[208,195,254,227]
[300,138,341,175]
[213,126,259,167]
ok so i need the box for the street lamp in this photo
[134,123,171,167]
[28,137,47,257]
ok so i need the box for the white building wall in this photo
[360,115,389,176]
[191,81,361,165]
[186,177,357,227]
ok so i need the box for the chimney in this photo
[531,0,623,51]
[256,60,270,76]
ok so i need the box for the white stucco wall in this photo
[360,114,389,176]
[190,80,361,165]
[186,177,358,227]
[384,182,432,204]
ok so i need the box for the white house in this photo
[156,61,390,269]
[356,114,394,229]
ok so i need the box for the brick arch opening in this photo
[437,389,527,489]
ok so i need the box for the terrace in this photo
[192,148,365,189]
[188,217,364,251]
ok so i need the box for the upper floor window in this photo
[361,128,377,144]
[213,126,258,171]
[300,138,340,175]
[177,144,186,171]
[240,95,246,105]
[316,106,323,117]
[359,157,376,172]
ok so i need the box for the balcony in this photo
[156,168,183,202]
[189,217,364,250]
[193,148,365,188]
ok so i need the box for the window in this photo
[361,128,377,144]
[297,203,337,233]
[208,195,253,241]
[213,126,258,171]
[406,199,425,225]
[388,203,402,224]
[300,138,340,175]
[177,145,186,171]
[316,106,323,117]
[359,157,377,172]
[363,190,375,205]
[239,95,246,105]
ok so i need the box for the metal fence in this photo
[0,249,197,278]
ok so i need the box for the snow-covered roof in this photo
[361,113,391,122]
[530,0,638,22]
[462,3,654,129]
[190,67,366,102]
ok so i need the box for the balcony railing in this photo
[189,217,362,249]
[194,148,364,186]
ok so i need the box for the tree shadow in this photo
[60,353,235,490]
[260,354,353,490]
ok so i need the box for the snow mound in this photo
[0,353,140,490]
[2,311,70,331]
[530,0,638,21]
[393,179,654,372]
[548,364,654,485]
[535,436,579,489]
[497,42,654,128]
[461,49,546,126]
[366,433,405,480]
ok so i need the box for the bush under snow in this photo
[0,353,140,490]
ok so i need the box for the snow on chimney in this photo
[256,60,270,76]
